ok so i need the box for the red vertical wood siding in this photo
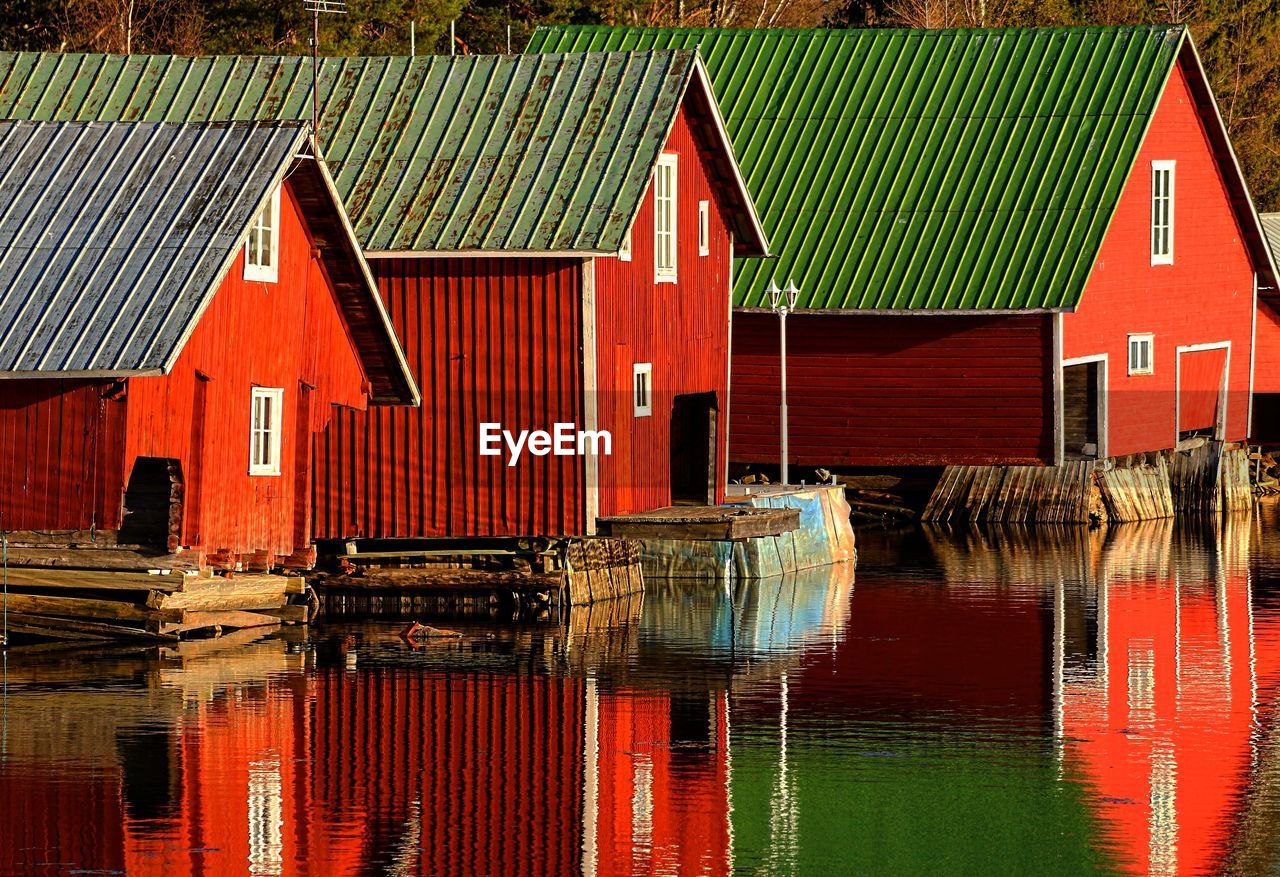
[1250,303,1280,441]
[123,181,369,556]
[0,379,126,531]
[593,107,734,515]
[314,258,585,538]
[730,313,1055,467]
[1063,59,1256,457]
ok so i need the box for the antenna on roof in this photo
[303,0,347,146]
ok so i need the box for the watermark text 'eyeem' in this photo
[479,423,612,468]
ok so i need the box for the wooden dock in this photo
[596,505,800,541]
[0,541,311,645]
[311,535,645,616]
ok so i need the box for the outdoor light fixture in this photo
[768,279,800,485]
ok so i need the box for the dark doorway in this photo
[1062,362,1101,460]
[118,457,183,548]
[670,392,718,505]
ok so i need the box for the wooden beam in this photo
[2,612,179,642]
[0,567,192,593]
[161,611,284,635]
[1,546,203,571]
[0,592,182,623]
[314,568,561,592]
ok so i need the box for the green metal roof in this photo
[528,26,1187,311]
[0,50,739,255]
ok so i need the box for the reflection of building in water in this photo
[582,681,732,877]
[1056,515,1280,876]
[0,562,863,876]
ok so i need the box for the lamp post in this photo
[767,279,800,485]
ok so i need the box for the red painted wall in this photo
[0,181,372,557]
[1062,59,1255,457]
[124,181,369,557]
[313,257,586,538]
[0,379,126,531]
[594,108,734,515]
[314,98,737,537]
[1250,303,1280,441]
[729,313,1055,467]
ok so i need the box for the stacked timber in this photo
[312,536,643,613]
[1253,450,1280,496]
[0,548,308,644]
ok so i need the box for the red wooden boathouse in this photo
[0,119,417,564]
[531,27,1280,481]
[0,50,768,539]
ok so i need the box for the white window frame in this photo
[1150,160,1175,266]
[244,185,281,283]
[249,386,284,476]
[1128,333,1154,376]
[619,226,632,262]
[633,363,652,417]
[653,154,678,283]
[698,200,710,256]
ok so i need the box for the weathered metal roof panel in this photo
[0,51,698,254]
[1263,214,1280,271]
[0,119,305,375]
[527,25,1185,311]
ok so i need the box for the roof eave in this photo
[310,136,422,408]
[1179,35,1280,293]
[733,306,1074,315]
[690,55,770,258]
[160,123,313,379]
[364,248,613,259]
[0,368,164,379]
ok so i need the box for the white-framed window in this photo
[1151,160,1174,266]
[1128,333,1154,376]
[633,363,652,417]
[698,200,710,256]
[654,154,678,283]
[249,386,284,475]
[619,227,632,262]
[244,185,281,282]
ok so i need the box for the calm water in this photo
[5,510,1280,876]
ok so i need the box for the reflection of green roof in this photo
[727,717,1114,874]
[0,50,764,254]
[529,26,1186,311]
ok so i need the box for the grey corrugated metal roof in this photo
[1263,214,1280,271]
[0,119,305,375]
[0,51,768,255]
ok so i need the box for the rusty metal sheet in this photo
[0,51,699,255]
[0,119,307,375]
